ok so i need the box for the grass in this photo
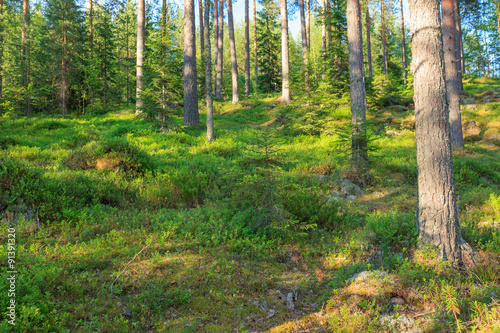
[0,81,499,332]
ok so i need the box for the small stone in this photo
[390,297,406,305]
[286,293,294,310]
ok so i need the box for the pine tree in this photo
[227,0,239,104]
[136,0,145,113]
[183,0,199,125]
[280,0,291,102]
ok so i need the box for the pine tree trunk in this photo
[184,0,199,125]
[365,0,372,77]
[89,0,93,57]
[216,0,224,99]
[280,0,291,103]
[306,0,310,51]
[244,0,250,97]
[126,13,129,107]
[400,0,407,86]
[408,0,475,267]
[347,0,368,172]
[455,2,464,88]
[299,0,310,96]
[22,0,30,117]
[442,0,464,149]
[0,0,3,117]
[321,0,326,57]
[205,0,214,141]
[199,0,204,59]
[327,0,332,46]
[381,0,388,76]
[136,0,145,113]
[253,0,258,94]
[214,0,219,96]
[227,0,239,104]
[61,11,67,119]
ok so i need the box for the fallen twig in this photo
[110,244,151,293]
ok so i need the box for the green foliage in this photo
[364,210,417,252]
[256,4,281,93]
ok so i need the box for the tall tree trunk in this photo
[321,0,326,57]
[216,0,224,99]
[214,0,219,96]
[299,0,310,95]
[442,0,464,149]
[227,0,239,104]
[136,0,145,113]
[253,0,258,93]
[454,0,463,90]
[205,0,214,141]
[0,0,3,117]
[381,0,388,76]
[399,0,407,86]
[161,0,167,127]
[184,0,199,125]
[365,0,372,77]
[126,13,130,107]
[280,0,291,103]
[306,0,310,51]
[327,0,332,46]
[455,2,464,87]
[199,0,204,58]
[62,17,67,119]
[244,0,250,96]
[347,0,368,173]
[22,0,30,117]
[408,0,474,267]
[89,0,93,57]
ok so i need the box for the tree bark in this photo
[126,12,130,107]
[227,0,239,104]
[253,0,258,93]
[306,0,310,51]
[205,0,214,141]
[365,0,372,77]
[280,0,291,103]
[381,0,388,76]
[400,0,407,86]
[347,0,368,172]
[184,0,199,125]
[199,0,204,59]
[327,0,332,46]
[214,0,219,96]
[136,0,145,113]
[22,0,30,117]
[299,0,310,95]
[455,1,464,88]
[216,0,224,99]
[408,0,474,267]
[0,0,3,117]
[89,0,93,57]
[62,17,67,119]
[442,0,464,149]
[321,0,326,58]
[244,0,250,96]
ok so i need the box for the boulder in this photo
[463,121,482,142]
[483,128,500,146]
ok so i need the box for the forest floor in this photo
[1,78,500,332]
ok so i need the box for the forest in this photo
[0,0,500,331]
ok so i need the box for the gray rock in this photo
[390,297,406,305]
[386,129,401,136]
[464,104,477,110]
[379,314,422,333]
[461,97,475,105]
[339,178,362,196]
[286,293,294,310]
[348,270,392,285]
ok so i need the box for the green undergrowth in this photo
[0,87,499,332]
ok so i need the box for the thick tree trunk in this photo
[442,0,464,149]
[244,0,250,97]
[400,0,407,86]
[280,0,291,103]
[454,0,463,90]
[136,0,145,113]
[0,0,3,117]
[214,0,219,96]
[205,0,214,141]
[227,0,239,104]
[347,0,368,172]
[184,0,199,125]
[253,0,258,93]
[365,0,372,77]
[381,0,388,76]
[408,0,474,267]
[216,0,224,99]
[299,0,310,95]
